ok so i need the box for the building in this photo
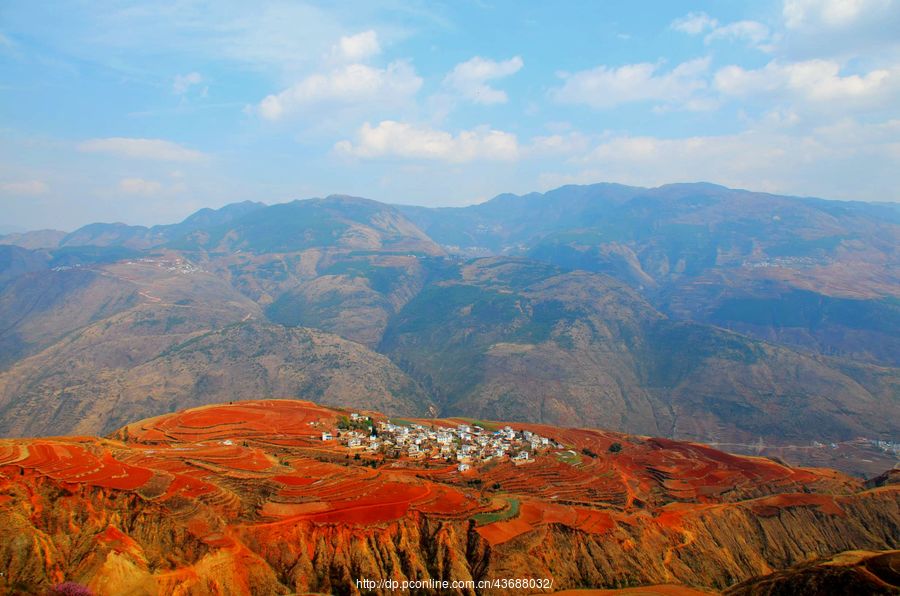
[321,431,333,441]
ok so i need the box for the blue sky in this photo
[2,0,900,230]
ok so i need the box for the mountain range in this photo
[1,182,897,478]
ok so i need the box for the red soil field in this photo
[1,399,894,595]
[0,400,869,544]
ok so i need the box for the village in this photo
[319,412,564,473]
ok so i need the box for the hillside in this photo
[399,183,900,366]
[0,400,896,595]
[380,258,899,446]
[725,550,899,595]
[0,256,430,436]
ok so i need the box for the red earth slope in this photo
[0,400,897,595]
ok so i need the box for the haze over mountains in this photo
[1,182,897,475]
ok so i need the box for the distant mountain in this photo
[0,244,48,286]
[169,195,441,255]
[58,200,267,249]
[0,265,138,369]
[379,257,898,445]
[0,183,896,478]
[0,256,428,436]
[399,182,900,264]
[0,229,67,249]
[399,182,900,366]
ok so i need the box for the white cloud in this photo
[778,0,900,59]
[705,21,771,48]
[118,177,162,195]
[0,180,49,196]
[78,138,207,162]
[442,56,523,105]
[334,30,380,62]
[671,12,719,34]
[525,133,592,157]
[257,60,422,121]
[551,58,711,110]
[672,12,771,49]
[335,121,519,162]
[173,72,203,95]
[715,59,896,104]
[783,0,891,29]
[81,3,345,77]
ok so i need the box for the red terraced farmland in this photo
[273,475,317,487]
[1,399,881,596]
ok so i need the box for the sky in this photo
[2,0,900,231]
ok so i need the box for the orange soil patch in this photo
[411,485,481,517]
[477,500,616,546]
[95,525,143,556]
[176,408,266,428]
[137,400,340,444]
[261,501,330,517]
[303,499,414,525]
[160,474,218,500]
[7,442,153,491]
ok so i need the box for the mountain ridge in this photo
[0,182,896,478]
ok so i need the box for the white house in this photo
[321,432,333,441]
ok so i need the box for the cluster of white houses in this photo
[321,413,562,472]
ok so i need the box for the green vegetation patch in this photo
[388,417,417,427]
[554,450,582,465]
[472,497,520,526]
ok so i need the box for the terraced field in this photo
[0,400,896,595]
